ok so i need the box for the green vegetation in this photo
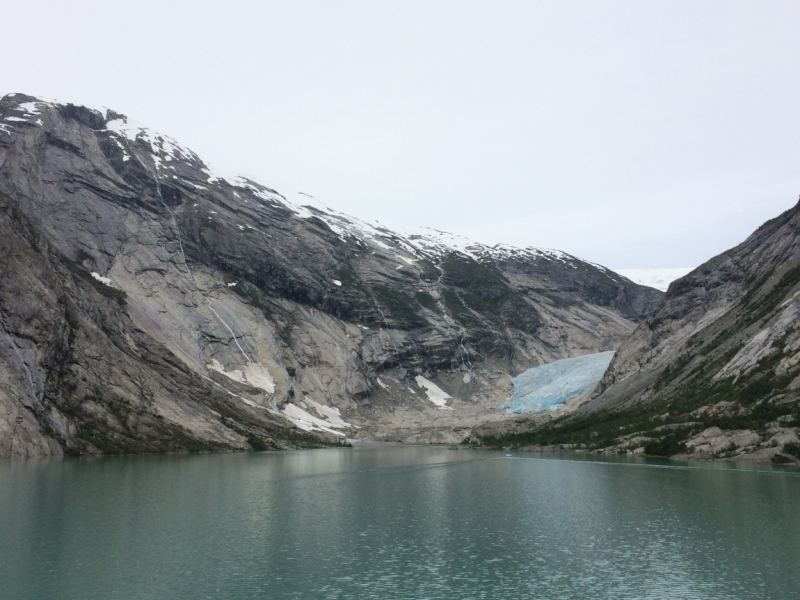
[643,431,688,457]
[458,289,502,312]
[61,396,227,455]
[76,417,223,455]
[783,442,800,458]
[441,254,507,288]
[75,249,95,266]
[63,250,128,306]
[372,286,425,326]
[583,284,612,307]
[438,254,540,331]
[277,316,296,345]
[475,248,800,457]
[739,262,800,327]
[441,288,473,324]
[76,421,138,455]
[325,263,379,324]
[334,264,365,288]
[246,433,271,451]
[477,402,667,451]
[415,291,439,312]
[221,416,277,452]
[230,281,273,320]
[477,347,800,455]
[441,255,510,313]
[655,353,694,390]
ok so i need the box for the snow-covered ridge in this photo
[0,96,44,133]
[615,268,693,292]
[106,114,201,169]
[3,94,613,273]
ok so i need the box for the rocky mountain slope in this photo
[0,93,661,457]
[481,201,800,463]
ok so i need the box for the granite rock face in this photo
[590,200,800,409]
[0,94,661,456]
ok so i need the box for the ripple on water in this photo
[0,449,798,599]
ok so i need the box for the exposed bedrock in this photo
[0,94,662,456]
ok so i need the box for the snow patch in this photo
[243,362,275,394]
[90,272,113,286]
[207,359,248,385]
[304,397,356,429]
[281,403,345,436]
[207,359,275,394]
[16,101,41,115]
[414,376,453,409]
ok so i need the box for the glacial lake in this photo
[1,447,799,599]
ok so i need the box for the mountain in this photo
[481,201,800,463]
[0,93,661,457]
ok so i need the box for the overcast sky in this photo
[3,1,800,268]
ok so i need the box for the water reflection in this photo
[1,448,798,599]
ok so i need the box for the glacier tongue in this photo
[502,351,615,413]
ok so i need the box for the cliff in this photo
[0,94,660,456]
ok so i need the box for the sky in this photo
[3,1,800,269]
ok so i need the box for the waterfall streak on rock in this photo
[122,138,252,364]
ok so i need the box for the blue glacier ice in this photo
[501,351,615,413]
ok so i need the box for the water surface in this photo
[1,447,798,599]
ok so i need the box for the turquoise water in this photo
[1,447,799,599]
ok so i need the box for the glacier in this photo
[501,351,615,413]
[615,268,693,292]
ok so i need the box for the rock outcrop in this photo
[0,94,661,456]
